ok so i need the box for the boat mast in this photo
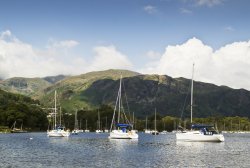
[117,75,122,124]
[105,116,107,130]
[109,75,122,132]
[146,116,148,130]
[59,106,62,126]
[54,90,57,129]
[98,109,100,130]
[21,121,23,130]
[86,119,88,130]
[191,63,194,124]
[155,108,157,133]
[13,121,16,129]
[75,109,78,130]
[110,78,120,132]
[132,112,134,130]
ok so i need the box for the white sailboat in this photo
[78,119,84,133]
[72,109,79,135]
[96,109,103,133]
[47,90,70,137]
[152,108,159,135]
[144,116,152,134]
[160,122,167,134]
[109,76,138,139]
[176,64,224,142]
[84,119,90,133]
[104,116,109,133]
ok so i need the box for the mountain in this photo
[43,75,67,84]
[40,69,140,111]
[0,75,67,99]
[39,69,250,118]
[0,77,51,98]
[1,69,250,118]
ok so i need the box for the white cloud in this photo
[88,45,133,71]
[182,0,223,7]
[0,30,11,39]
[146,50,162,59]
[0,30,20,42]
[140,38,250,90]
[2,30,250,90]
[193,0,223,7]
[143,5,158,14]
[180,8,193,14]
[48,39,79,49]
[224,26,234,32]
[0,30,133,79]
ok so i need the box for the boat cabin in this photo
[191,124,219,135]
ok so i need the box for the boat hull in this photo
[95,130,103,133]
[72,129,80,135]
[176,131,224,142]
[144,130,152,134]
[47,130,70,137]
[109,130,138,139]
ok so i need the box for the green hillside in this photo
[39,69,250,118]
[40,69,140,112]
[1,69,250,119]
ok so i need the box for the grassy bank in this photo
[0,126,11,133]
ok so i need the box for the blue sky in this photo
[1,0,249,47]
[1,0,250,89]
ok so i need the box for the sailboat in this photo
[11,121,28,133]
[84,119,90,133]
[47,90,70,137]
[160,122,167,134]
[131,112,138,133]
[176,64,224,142]
[109,76,138,139]
[104,116,109,133]
[152,108,159,135]
[78,119,84,133]
[96,109,103,133]
[72,109,79,135]
[144,116,152,134]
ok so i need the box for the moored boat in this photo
[109,76,138,139]
[11,121,28,133]
[72,110,79,135]
[176,64,224,142]
[47,90,70,137]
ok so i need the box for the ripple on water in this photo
[0,133,250,167]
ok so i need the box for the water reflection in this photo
[176,141,225,147]
[175,140,227,167]
[48,136,70,143]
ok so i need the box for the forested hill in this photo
[0,89,47,130]
[39,70,250,118]
[1,69,250,119]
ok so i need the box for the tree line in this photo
[55,105,250,132]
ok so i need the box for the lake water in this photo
[0,132,249,168]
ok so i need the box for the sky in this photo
[0,0,250,90]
